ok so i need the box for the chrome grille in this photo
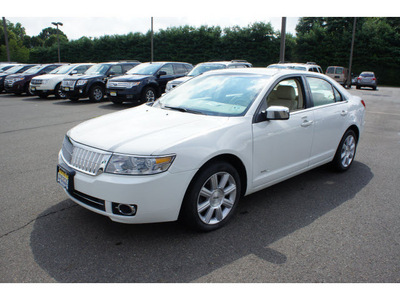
[31,79,42,85]
[107,81,129,88]
[61,136,111,176]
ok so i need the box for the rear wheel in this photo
[332,130,357,172]
[180,161,241,231]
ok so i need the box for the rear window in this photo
[326,67,334,74]
[361,73,374,77]
[335,68,343,74]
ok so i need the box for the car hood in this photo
[68,74,102,81]
[5,74,31,79]
[68,104,229,155]
[109,74,152,82]
[33,74,65,80]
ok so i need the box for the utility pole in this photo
[348,17,357,88]
[2,17,11,62]
[151,17,154,63]
[280,17,287,63]
[51,21,63,63]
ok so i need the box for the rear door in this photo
[305,76,349,167]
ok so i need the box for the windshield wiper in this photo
[163,105,204,115]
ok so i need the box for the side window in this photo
[307,77,337,107]
[122,64,135,73]
[45,65,59,73]
[109,65,123,75]
[159,64,174,75]
[75,65,89,74]
[326,67,334,74]
[266,78,304,112]
[333,87,343,102]
[174,64,187,75]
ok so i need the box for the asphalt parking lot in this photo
[0,86,399,283]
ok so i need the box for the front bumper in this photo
[61,84,89,98]
[107,87,142,102]
[30,85,55,96]
[4,81,25,93]
[57,156,196,224]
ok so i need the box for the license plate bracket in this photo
[57,165,75,192]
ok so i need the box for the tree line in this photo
[1,17,399,85]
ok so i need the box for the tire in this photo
[331,130,357,172]
[54,83,65,99]
[25,83,34,96]
[89,85,105,102]
[142,87,157,103]
[180,161,241,231]
[356,85,360,89]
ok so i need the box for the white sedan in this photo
[57,68,366,231]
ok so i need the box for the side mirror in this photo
[158,71,167,77]
[264,106,290,120]
[108,72,116,77]
[70,70,78,75]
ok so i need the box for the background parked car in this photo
[0,63,19,73]
[267,62,323,73]
[356,71,377,90]
[4,64,61,95]
[0,64,37,93]
[165,60,252,92]
[61,61,140,102]
[30,63,94,99]
[325,66,350,87]
[106,61,193,104]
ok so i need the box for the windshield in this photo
[126,63,161,75]
[85,64,110,75]
[187,64,226,77]
[4,65,26,74]
[155,74,270,117]
[23,65,45,74]
[50,65,74,74]
[267,64,288,69]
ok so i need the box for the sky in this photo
[3,0,392,41]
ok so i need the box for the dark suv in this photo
[60,61,140,102]
[1,64,37,93]
[4,64,61,95]
[106,61,193,104]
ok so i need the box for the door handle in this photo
[341,110,348,116]
[301,120,313,127]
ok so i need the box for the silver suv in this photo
[165,60,252,92]
[356,71,377,90]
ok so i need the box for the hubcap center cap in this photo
[210,189,224,207]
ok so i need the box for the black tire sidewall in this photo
[89,85,104,102]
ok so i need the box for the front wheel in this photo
[180,161,241,231]
[142,87,157,103]
[89,85,105,102]
[331,130,357,172]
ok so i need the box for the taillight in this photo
[361,100,366,108]
[357,77,361,80]
[372,77,376,81]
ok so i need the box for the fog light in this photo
[112,203,137,216]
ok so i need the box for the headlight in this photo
[127,82,140,88]
[76,80,88,86]
[105,154,175,175]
